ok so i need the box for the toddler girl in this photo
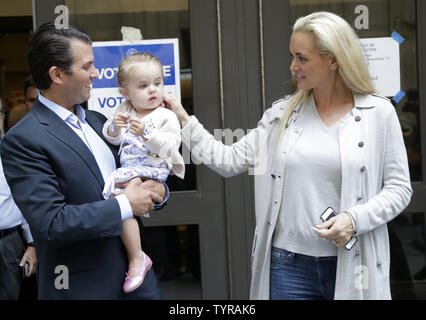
[102,52,184,293]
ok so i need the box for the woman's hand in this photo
[163,94,190,128]
[314,212,354,247]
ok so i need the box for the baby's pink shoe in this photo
[123,252,153,293]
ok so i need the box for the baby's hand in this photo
[129,118,146,138]
[113,112,130,129]
[108,112,129,137]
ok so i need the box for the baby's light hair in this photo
[117,52,163,88]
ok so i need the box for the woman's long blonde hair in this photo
[278,11,376,137]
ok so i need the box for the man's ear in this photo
[48,66,64,85]
[119,87,130,100]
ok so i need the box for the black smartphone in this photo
[344,236,357,250]
[320,207,357,250]
[321,207,337,222]
[21,262,30,278]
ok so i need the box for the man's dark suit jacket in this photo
[0,99,162,299]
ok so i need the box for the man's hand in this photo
[141,178,166,198]
[19,246,37,277]
[123,178,164,216]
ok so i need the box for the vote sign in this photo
[88,39,180,119]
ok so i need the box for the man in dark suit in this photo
[0,23,167,299]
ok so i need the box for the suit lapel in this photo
[33,101,105,188]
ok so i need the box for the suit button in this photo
[355,116,361,122]
[271,174,276,179]
[358,142,364,148]
[360,166,366,172]
[357,197,363,202]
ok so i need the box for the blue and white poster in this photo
[88,39,180,119]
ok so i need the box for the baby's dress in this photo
[102,105,185,199]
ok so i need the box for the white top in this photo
[0,152,33,243]
[272,97,352,257]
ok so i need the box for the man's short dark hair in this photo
[28,23,92,90]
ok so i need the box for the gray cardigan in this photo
[181,92,412,299]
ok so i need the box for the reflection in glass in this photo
[290,0,421,181]
[66,0,196,190]
[389,213,426,299]
[142,225,201,299]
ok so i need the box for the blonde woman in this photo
[165,11,412,300]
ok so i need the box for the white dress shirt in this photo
[0,152,33,243]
